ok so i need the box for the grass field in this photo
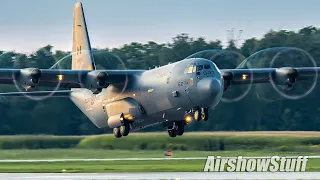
[0,132,318,172]
[0,159,318,173]
[0,149,319,159]
[0,149,319,172]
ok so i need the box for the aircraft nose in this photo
[197,77,222,107]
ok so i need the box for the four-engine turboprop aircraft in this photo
[0,2,319,138]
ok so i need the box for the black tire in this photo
[120,123,130,136]
[194,109,200,121]
[113,127,122,138]
[168,127,177,138]
[176,121,185,136]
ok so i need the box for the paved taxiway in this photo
[0,172,319,180]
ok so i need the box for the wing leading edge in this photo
[221,67,319,89]
[0,90,71,97]
[0,69,144,89]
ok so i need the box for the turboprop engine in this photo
[15,68,42,88]
[82,71,108,94]
[273,67,298,90]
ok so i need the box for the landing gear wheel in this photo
[113,127,122,138]
[201,107,209,121]
[194,109,200,121]
[176,121,185,136]
[168,126,177,138]
[120,123,130,136]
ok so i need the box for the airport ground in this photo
[0,149,319,172]
[0,132,318,173]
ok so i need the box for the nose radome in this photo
[197,77,222,107]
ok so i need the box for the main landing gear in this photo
[113,122,131,138]
[167,121,185,138]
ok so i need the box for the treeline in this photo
[0,26,320,135]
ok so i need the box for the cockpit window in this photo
[204,64,211,69]
[197,65,203,71]
[187,64,194,74]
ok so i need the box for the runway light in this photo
[242,74,247,80]
[58,75,64,81]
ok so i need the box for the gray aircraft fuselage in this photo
[70,58,224,130]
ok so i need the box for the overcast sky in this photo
[0,0,319,53]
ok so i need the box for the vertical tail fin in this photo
[72,2,96,70]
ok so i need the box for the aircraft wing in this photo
[0,69,143,89]
[0,90,71,97]
[221,67,318,86]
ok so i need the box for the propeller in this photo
[51,49,129,100]
[2,49,129,101]
[10,49,69,101]
[268,47,317,100]
[88,50,129,100]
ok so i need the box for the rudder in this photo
[72,2,95,70]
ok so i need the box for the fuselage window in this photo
[204,64,211,69]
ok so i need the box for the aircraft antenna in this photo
[226,28,243,48]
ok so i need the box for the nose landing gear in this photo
[194,109,201,121]
[201,107,209,121]
[193,107,209,121]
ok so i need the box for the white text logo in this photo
[203,156,309,172]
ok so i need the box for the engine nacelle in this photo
[83,71,108,94]
[222,71,233,92]
[273,67,298,87]
[106,97,145,128]
[16,68,42,88]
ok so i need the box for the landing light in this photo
[58,75,64,81]
[242,74,247,80]
[124,114,134,121]
[185,116,192,123]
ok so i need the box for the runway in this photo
[0,156,319,162]
[0,172,319,180]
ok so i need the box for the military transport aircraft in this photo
[0,2,319,138]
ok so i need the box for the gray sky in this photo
[0,0,319,53]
